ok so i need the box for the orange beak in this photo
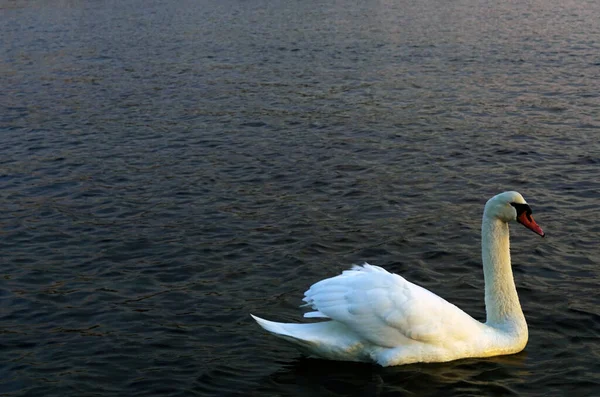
[517,212,545,237]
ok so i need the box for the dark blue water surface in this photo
[2,0,600,395]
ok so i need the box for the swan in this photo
[251,191,545,366]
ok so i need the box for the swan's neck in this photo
[481,216,526,332]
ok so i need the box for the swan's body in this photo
[252,191,544,366]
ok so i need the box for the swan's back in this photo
[302,264,482,347]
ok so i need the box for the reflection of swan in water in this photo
[252,192,544,366]
[259,353,528,396]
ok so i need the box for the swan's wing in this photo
[302,263,479,348]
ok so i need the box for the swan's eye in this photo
[510,202,532,220]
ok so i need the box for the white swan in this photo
[251,191,545,366]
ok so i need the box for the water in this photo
[2,0,599,395]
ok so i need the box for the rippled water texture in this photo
[2,0,600,395]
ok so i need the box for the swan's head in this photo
[485,191,545,237]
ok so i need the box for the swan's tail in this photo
[251,314,293,336]
[250,314,368,361]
